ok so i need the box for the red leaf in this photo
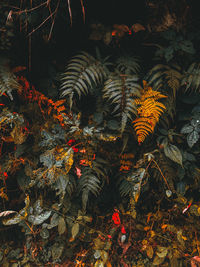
[121,226,126,234]
[112,212,121,225]
[67,139,76,146]
[72,146,78,152]
[75,167,82,178]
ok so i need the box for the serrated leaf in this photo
[187,130,199,147]
[181,124,194,134]
[164,144,182,166]
[71,222,79,239]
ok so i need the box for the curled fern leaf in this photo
[60,51,107,110]
[103,74,141,132]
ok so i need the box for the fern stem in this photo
[151,158,171,191]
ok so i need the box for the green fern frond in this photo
[119,179,133,197]
[78,167,101,211]
[118,168,146,198]
[0,58,21,100]
[164,64,182,98]
[115,55,140,75]
[181,63,200,92]
[103,74,141,132]
[60,51,107,110]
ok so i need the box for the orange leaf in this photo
[54,99,66,107]
[56,105,66,112]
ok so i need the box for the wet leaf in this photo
[164,143,182,166]
[71,222,79,239]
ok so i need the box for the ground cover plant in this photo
[1,0,200,266]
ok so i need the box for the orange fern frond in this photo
[132,80,167,144]
[17,76,70,126]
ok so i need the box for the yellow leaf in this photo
[149,230,156,238]
[71,222,79,239]
[146,245,154,259]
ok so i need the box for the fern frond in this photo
[132,81,167,143]
[78,167,101,211]
[181,63,200,92]
[0,58,21,100]
[115,55,140,75]
[151,153,176,193]
[103,74,141,132]
[145,64,182,98]
[60,51,107,110]
[118,168,146,198]
[164,64,182,98]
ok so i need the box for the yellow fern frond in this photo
[132,81,167,143]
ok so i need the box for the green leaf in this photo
[187,130,199,148]
[181,124,194,134]
[164,144,183,166]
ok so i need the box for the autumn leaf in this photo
[71,222,79,239]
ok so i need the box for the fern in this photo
[115,55,140,75]
[60,51,108,110]
[78,157,108,211]
[145,64,182,98]
[103,73,141,132]
[132,81,167,143]
[0,58,21,100]
[151,153,176,193]
[118,168,146,199]
[78,167,101,211]
[181,62,200,92]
